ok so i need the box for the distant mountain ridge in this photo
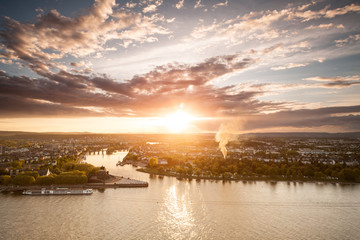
[0,131,360,139]
[241,132,360,138]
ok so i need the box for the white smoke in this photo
[215,120,243,159]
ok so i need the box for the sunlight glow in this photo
[163,111,194,133]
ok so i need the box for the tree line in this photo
[0,156,101,186]
[148,156,360,182]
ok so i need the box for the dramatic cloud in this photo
[324,3,360,18]
[0,0,359,132]
[194,105,360,132]
[91,54,263,117]
[0,94,100,117]
[0,53,265,118]
[188,2,360,46]
[244,105,360,131]
[289,3,360,22]
[0,0,170,75]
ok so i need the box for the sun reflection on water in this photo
[158,184,197,239]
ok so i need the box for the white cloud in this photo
[306,23,334,30]
[304,75,360,82]
[335,34,360,47]
[167,17,175,23]
[315,58,326,63]
[176,0,184,9]
[271,62,309,71]
[194,0,203,9]
[125,2,137,8]
[142,0,163,13]
[324,3,360,18]
[143,4,157,13]
[289,41,310,49]
[105,47,117,51]
[213,0,228,9]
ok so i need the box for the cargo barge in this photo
[22,188,93,195]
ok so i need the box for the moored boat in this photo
[22,188,93,195]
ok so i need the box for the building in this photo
[0,145,6,154]
[37,169,51,176]
[158,159,168,165]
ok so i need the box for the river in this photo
[1,151,360,240]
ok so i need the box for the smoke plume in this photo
[215,120,242,159]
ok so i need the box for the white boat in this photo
[22,188,93,195]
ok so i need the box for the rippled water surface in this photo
[1,152,360,240]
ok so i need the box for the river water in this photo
[1,151,360,240]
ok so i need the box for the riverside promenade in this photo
[0,175,148,192]
[87,175,148,188]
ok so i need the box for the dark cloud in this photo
[0,52,263,117]
[0,94,98,117]
[2,43,359,132]
[1,0,359,132]
[192,105,360,132]
[244,105,360,131]
[0,71,129,111]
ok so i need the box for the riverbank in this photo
[0,174,148,193]
[87,175,148,188]
[137,168,359,185]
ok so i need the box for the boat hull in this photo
[23,188,93,195]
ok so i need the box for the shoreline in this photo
[137,168,360,185]
[0,174,148,193]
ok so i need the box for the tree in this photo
[175,166,185,175]
[74,163,99,175]
[62,162,75,171]
[54,171,87,185]
[24,171,39,179]
[194,168,202,177]
[0,169,8,175]
[338,168,357,182]
[223,172,232,179]
[36,175,55,185]
[12,175,36,185]
[1,175,12,185]
[148,157,158,168]
[11,160,24,169]
[314,171,327,179]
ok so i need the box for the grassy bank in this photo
[137,167,359,184]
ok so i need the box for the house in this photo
[9,169,19,176]
[345,161,359,167]
[37,168,51,176]
[158,159,168,165]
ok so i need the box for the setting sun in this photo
[163,111,193,133]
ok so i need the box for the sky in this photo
[0,0,359,133]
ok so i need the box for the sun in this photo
[163,111,193,133]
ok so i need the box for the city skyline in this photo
[0,0,359,133]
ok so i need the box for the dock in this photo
[0,175,148,193]
[87,176,148,188]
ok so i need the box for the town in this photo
[1,132,360,184]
